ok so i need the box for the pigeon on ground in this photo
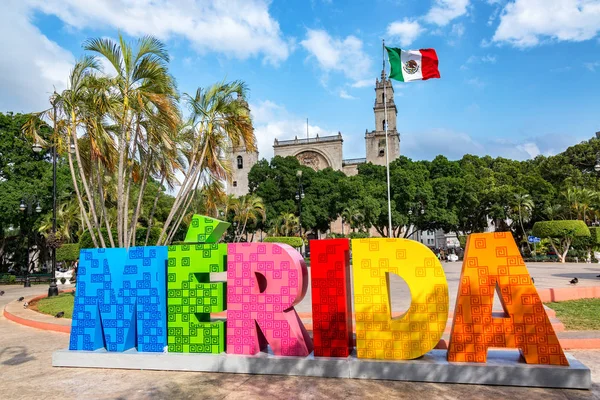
[569,277,579,285]
[17,297,24,302]
[23,302,29,309]
[55,311,65,318]
[0,290,5,296]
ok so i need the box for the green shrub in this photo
[56,243,80,262]
[263,236,303,248]
[532,220,590,239]
[0,274,16,284]
[348,232,370,239]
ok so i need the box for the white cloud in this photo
[493,0,600,48]
[386,19,425,47]
[26,0,290,65]
[402,129,582,161]
[460,54,497,69]
[516,142,541,158]
[351,79,374,88]
[451,23,465,38]
[300,29,372,85]
[250,100,338,160]
[425,0,470,26]
[585,61,600,71]
[339,90,356,100]
[465,77,486,88]
[0,0,74,113]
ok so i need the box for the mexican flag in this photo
[385,47,440,82]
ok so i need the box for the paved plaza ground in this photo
[0,262,599,399]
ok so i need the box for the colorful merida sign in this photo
[69,215,568,366]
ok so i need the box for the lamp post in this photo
[295,170,305,255]
[32,130,60,297]
[594,152,600,172]
[19,196,42,287]
[407,206,425,240]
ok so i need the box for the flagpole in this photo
[383,39,393,238]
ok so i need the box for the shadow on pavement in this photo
[0,346,36,366]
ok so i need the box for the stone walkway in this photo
[0,262,599,399]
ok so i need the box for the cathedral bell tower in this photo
[226,95,258,197]
[365,70,400,165]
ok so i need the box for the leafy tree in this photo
[0,112,72,273]
[532,220,590,263]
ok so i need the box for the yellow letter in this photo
[352,238,449,360]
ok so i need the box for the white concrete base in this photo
[52,349,591,389]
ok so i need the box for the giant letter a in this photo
[448,232,568,365]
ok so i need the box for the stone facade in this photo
[227,72,400,195]
[365,72,400,166]
[227,146,259,197]
[273,133,344,171]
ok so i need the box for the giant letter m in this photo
[69,247,168,352]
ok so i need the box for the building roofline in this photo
[274,133,343,147]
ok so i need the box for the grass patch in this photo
[545,298,600,330]
[34,292,74,319]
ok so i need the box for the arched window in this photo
[379,149,385,157]
[382,120,386,131]
[233,181,238,187]
[237,155,243,169]
[382,93,385,104]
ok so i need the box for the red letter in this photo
[310,239,353,357]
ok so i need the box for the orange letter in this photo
[448,232,568,365]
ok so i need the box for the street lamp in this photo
[32,141,43,153]
[296,170,304,255]
[19,196,41,288]
[32,133,59,297]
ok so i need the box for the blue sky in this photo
[1,0,599,161]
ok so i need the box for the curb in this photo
[538,286,600,303]
[3,290,74,334]
[4,288,600,350]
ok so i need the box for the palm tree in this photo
[512,193,534,252]
[84,34,179,247]
[157,82,255,245]
[232,195,266,242]
[341,206,365,234]
[38,199,83,243]
[270,212,300,237]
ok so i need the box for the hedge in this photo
[573,226,600,250]
[79,227,162,248]
[532,220,590,239]
[263,236,303,248]
[56,243,80,262]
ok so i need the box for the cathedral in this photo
[227,71,401,197]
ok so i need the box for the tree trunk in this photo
[124,116,143,248]
[167,190,196,244]
[66,132,98,248]
[145,175,165,246]
[71,116,105,247]
[116,97,130,247]
[97,164,115,248]
[127,154,151,247]
[519,206,532,253]
[158,124,210,245]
